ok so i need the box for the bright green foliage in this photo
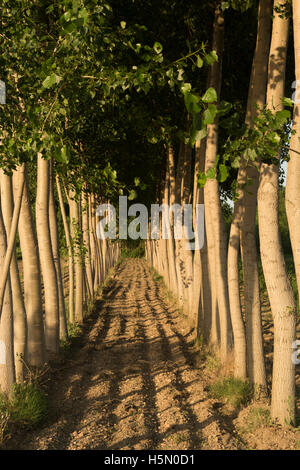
[197,103,293,194]
[0,0,224,204]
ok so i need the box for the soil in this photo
[3,259,300,450]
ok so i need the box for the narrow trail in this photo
[5,259,243,450]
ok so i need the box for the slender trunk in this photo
[82,193,93,298]
[204,4,232,361]
[15,164,45,366]
[192,139,207,340]
[36,154,59,354]
[229,0,272,386]
[268,0,300,425]
[286,2,300,323]
[0,168,27,381]
[69,192,84,324]
[0,203,15,395]
[56,176,74,324]
[166,146,178,295]
[49,160,68,341]
[91,194,100,290]
[228,220,247,378]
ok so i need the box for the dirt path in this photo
[5,259,245,450]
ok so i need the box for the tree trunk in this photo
[229,0,272,386]
[49,160,68,341]
[166,146,178,295]
[204,3,232,361]
[56,176,74,324]
[82,193,93,298]
[0,203,15,395]
[0,168,26,382]
[15,164,45,366]
[286,1,300,326]
[69,192,84,324]
[36,154,59,354]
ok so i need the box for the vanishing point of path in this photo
[5,259,243,450]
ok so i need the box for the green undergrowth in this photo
[121,240,145,258]
[243,407,272,431]
[0,380,48,445]
[0,383,48,428]
[150,267,163,283]
[209,376,252,409]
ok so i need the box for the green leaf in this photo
[191,127,207,145]
[231,157,240,168]
[55,145,69,164]
[197,172,207,187]
[221,1,230,10]
[42,74,62,89]
[128,189,138,200]
[184,92,201,114]
[207,168,216,179]
[282,97,294,108]
[120,21,126,29]
[273,109,290,128]
[205,50,218,65]
[196,55,204,68]
[78,7,88,25]
[202,87,217,103]
[180,82,192,95]
[243,148,257,162]
[153,42,163,54]
[203,104,217,125]
[218,164,228,182]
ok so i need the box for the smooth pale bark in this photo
[159,157,171,290]
[275,0,300,425]
[166,146,178,295]
[0,167,25,312]
[228,220,247,378]
[174,143,193,312]
[91,194,100,290]
[193,140,213,344]
[174,144,185,307]
[88,194,96,284]
[192,139,207,340]
[181,144,194,315]
[49,161,68,341]
[15,164,45,366]
[36,154,59,354]
[56,176,74,324]
[0,202,15,395]
[82,193,93,298]
[241,0,271,388]
[0,168,26,382]
[286,3,300,326]
[204,4,232,361]
[69,193,84,324]
[229,0,272,386]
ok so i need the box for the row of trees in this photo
[0,1,126,396]
[146,0,299,426]
[0,157,121,391]
[0,0,299,430]
[0,0,226,403]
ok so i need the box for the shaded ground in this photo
[4,259,300,450]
